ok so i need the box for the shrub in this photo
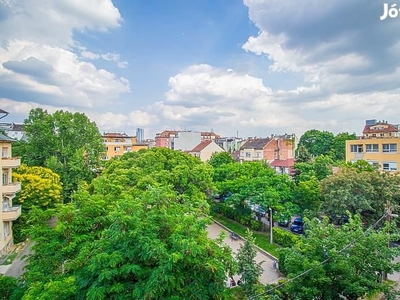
[273,227,300,248]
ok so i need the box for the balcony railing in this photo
[2,205,21,221]
[1,157,21,168]
[2,182,21,195]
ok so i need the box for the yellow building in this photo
[0,133,21,256]
[102,133,148,160]
[346,119,400,171]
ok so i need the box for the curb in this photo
[211,218,279,262]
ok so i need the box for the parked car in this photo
[277,216,290,227]
[329,213,349,225]
[290,217,304,234]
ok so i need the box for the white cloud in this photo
[0,0,129,110]
[81,50,128,68]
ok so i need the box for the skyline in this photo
[1,0,399,138]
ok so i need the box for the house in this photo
[188,140,225,162]
[346,119,400,171]
[269,158,295,175]
[0,133,21,256]
[102,132,148,160]
[154,130,220,150]
[239,134,296,162]
[0,123,27,141]
[215,137,244,153]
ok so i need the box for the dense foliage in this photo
[14,108,104,201]
[22,148,235,299]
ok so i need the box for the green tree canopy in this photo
[17,108,104,201]
[296,129,334,159]
[276,216,400,299]
[328,132,357,161]
[23,148,235,299]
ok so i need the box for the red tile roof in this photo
[269,158,295,167]
[156,130,179,138]
[362,123,398,134]
[190,140,213,152]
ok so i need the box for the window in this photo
[4,222,10,238]
[2,173,8,185]
[245,152,251,158]
[380,133,384,137]
[350,144,363,153]
[2,147,8,158]
[382,143,397,153]
[114,139,119,142]
[114,147,121,152]
[105,147,108,151]
[367,161,379,168]
[383,162,397,171]
[365,144,379,152]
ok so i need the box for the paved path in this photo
[3,241,33,278]
[207,222,284,285]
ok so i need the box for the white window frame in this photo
[350,144,363,153]
[245,152,251,158]
[114,146,121,152]
[382,162,397,171]
[365,144,379,153]
[382,144,397,153]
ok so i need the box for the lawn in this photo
[212,213,280,258]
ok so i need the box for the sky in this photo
[1,0,400,139]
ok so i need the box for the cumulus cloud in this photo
[0,0,129,110]
[242,0,400,94]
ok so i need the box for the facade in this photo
[239,134,296,162]
[215,137,244,153]
[346,119,400,171]
[0,133,21,256]
[155,130,220,150]
[188,140,225,162]
[102,132,148,160]
[136,128,144,143]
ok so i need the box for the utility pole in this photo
[384,200,398,281]
[269,208,273,244]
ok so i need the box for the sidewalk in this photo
[0,241,33,278]
[207,222,284,285]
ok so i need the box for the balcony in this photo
[2,205,21,221]
[2,182,21,195]
[1,157,21,168]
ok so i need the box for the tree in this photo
[13,164,62,209]
[236,229,263,296]
[17,108,105,201]
[208,152,235,169]
[23,148,235,299]
[293,175,323,214]
[321,169,400,224]
[328,132,357,161]
[11,164,62,242]
[296,129,334,159]
[276,216,400,299]
[295,144,312,163]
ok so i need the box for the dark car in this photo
[329,213,349,225]
[290,217,304,234]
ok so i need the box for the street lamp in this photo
[269,207,273,244]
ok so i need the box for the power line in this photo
[249,212,389,300]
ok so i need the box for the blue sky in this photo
[1,0,400,139]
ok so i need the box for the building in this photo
[136,128,144,143]
[154,130,220,150]
[215,137,244,153]
[0,133,21,256]
[239,134,297,174]
[0,123,26,141]
[102,132,148,160]
[188,140,225,162]
[346,119,400,171]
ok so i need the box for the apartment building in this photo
[102,132,148,160]
[0,133,21,256]
[346,119,400,171]
[154,130,220,150]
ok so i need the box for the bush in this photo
[273,227,300,248]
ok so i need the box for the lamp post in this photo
[269,207,273,244]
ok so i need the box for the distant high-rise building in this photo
[136,128,144,142]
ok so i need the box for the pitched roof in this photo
[0,133,16,142]
[362,122,398,134]
[190,140,213,152]
[155,130,178,138]
[240,138,270,150]
[269,158,295,168]
[102,132,135,138]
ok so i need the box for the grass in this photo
[212,213,280,258]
